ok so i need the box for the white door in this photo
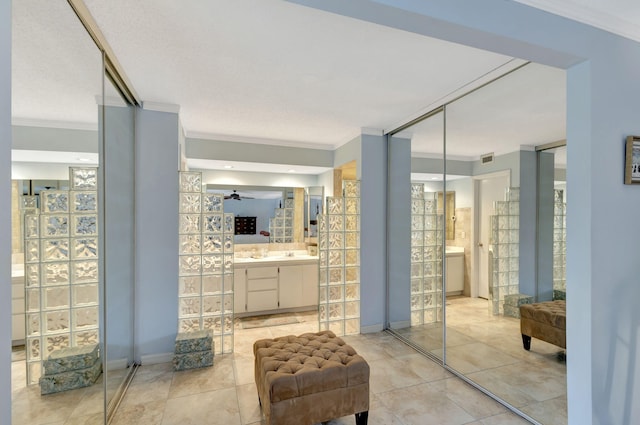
[476,174,509,299]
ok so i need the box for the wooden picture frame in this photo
[625,136,640,184]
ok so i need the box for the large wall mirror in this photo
[207,184,323,245]
[389,62,568,425]
[11,1,135,424]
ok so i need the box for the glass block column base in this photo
[39,354,101,395]
[502,294,533,318]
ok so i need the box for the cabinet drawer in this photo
[247,267,278,279]
[247,277,278,291]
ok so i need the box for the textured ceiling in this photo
[82,0,533,152]
[11,0,578,169]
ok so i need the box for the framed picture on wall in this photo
[624,136,640,184]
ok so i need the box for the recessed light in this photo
[224,165,233,169]
[288,169,296,173]
[76,157,90,162]
[431,177,439,180]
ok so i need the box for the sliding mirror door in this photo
[101,75,136,417]
[444,63,567,424]
[11,0,105,423]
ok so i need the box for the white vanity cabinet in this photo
[445,252,464,294]
[234,258,318,315]
[11,263,25,346]
[279,263,319,309]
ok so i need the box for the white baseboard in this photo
[390,320,411,330]
[140,352,173,365]
[360,323,384,334]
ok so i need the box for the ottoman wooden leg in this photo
[522,334,531,350]
[355,411,368,425]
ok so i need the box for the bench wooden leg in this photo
[522,334,531,350]
[355,411,368,425]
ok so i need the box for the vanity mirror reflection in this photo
[206,184,323,245]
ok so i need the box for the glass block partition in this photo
[489,187,520,315]
[178,171,234,354]
[24,167,100,385]
[318,180,360,336]
[269,198,294,243]
[410,184,443,326]
[553,189,566,299]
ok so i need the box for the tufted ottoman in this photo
[253,330,369,425]
[519,300,566,350]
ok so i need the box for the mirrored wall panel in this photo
[388,62,567,425]
[11,0,105,423]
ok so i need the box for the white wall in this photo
[1,1,11,422]
[359,133,387,331]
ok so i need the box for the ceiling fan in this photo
[224,190,254,201]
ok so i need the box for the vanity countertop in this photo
[446,246,465,255]
[234,254,319,267]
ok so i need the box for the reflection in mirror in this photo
[11,0,105,423]
[388,63,567,425]
[443,63,567,425]
[101,76,136,417]
[437,191,455,241]
[207,184,310,245]
[391,109,445,362]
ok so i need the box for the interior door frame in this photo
[472,170,511,299]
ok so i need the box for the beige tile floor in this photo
[10,304,551,425]
[396,297,567,425]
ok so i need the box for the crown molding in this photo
[185,131,335,151]
[11,117,98,131]
[141,101,181,114]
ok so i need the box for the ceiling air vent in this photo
[481,153,494,165]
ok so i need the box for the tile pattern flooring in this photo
[11,299,566,424]
[396,297,567,425]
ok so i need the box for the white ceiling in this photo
[13,0,636,172]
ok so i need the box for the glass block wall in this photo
[318,180,360,336]
[24,167,100,385]
[489,187,520,315]
[553,189,566,299]
[178,171,234,354]
[269,198,294,243]
[410,184,444,326]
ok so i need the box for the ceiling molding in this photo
[361,127,384,136]
[514,0,640,43]
[141,101,180,114]
[185,131,335,151]
[11,117,98,131]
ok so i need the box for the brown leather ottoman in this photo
[519,300,566,350]
[253,330,369,425]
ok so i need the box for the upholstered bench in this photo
[519,300,566,350]
[253,330,369,425]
